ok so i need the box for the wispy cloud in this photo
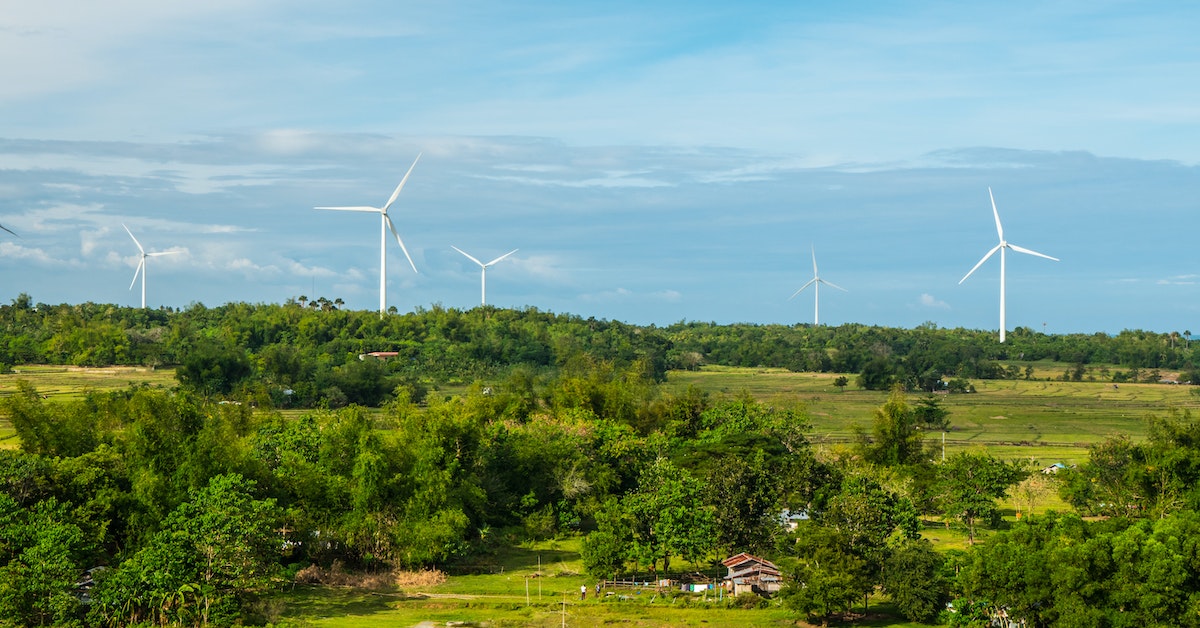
[918,293,950,309]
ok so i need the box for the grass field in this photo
[270,538,922,628]
[665,365,1200,465]
[0,364,177,400]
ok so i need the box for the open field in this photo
[666,365,1200,465]
[0,364,177,400]
[271,538,921,628]
[0,366,169,443]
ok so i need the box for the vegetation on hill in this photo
[2,294,1198,410]
[4,295,1200,625]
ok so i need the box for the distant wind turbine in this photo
[452,246,518,306]
[315,154,421,317]
[959,187,1059,343]
[789,245,846,325]
[123,224,179,309]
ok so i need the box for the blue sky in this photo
[1,1,1198,334]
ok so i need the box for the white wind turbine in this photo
[315,154,421,316]
[452,246,518,306]
[123,224,179,309]
[789,245,846,325]
[959,187,1059,343]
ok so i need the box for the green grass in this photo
[0,364,177,401]
[665,366,1200,465]
[269,538,921,628]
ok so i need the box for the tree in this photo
[833,376,849,392]
[0,497,92,627]
[624,458,715,574]
[707,449,780,555]
[881,539,950,623]
[936,452,1027,543]
[2,381,98,458]
[911,394,950,431]
[780,525,874,623]
[857,357,896,391]
[90,474,281,626]
[176,342,253,396]
[858,386,926,467]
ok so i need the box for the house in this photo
[358,351,399,361]
[779,509,809,531]
[721,553,782,596]
[1041,462,1067,475]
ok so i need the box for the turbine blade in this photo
[789,278,818,300]
[1008,243,1060,262]
[485,249,519,267]
[146,251,180,257]
[451,245,484,267]
[0,223,16,237]
[819,279,848,292]
[122,223,144,254]
[811,245,818,275]
[382,153,422,212]
[314,206,381,213]
[988,187,1004,241]
[385,215,418,273]
[129,259,144,291]
[959,244,1002,284]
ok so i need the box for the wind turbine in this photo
[789,245,846,325]
[123,224,179,309]
[958,187,1059,343]
[452,246,518,306]
[315,154,421,316]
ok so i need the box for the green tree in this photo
[858,386,926,467]
[881,539,950,623]
[90,474,281,626]
[624,458,715,574]
[936,452,1027,543]
[2,381,98,458]
[176,342,253,397]
[0,497,92,627]
[911,394,950,431]
[780,525,874,623]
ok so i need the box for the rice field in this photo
[665,365,1200,465]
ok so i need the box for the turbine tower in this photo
[452,246,518,306]
[959,187,1059,343]
[315,154,421,316]
[123,224,179,309]
[789,245,846,325]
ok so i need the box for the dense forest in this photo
[4,295,1200,626]
[2,294,1198,408]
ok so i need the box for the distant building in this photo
[358,351,399,361]
[722,553,782,596]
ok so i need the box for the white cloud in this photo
[919,293,950,309]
